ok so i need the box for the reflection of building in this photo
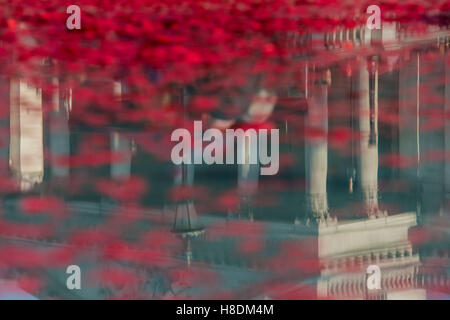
[1,25,450,300]
[313,56,423,299]
[315,32,450,299]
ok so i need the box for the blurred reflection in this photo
[0,23,449,300]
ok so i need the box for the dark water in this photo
[0,24,449,300]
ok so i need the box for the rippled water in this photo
[0,21,449,299]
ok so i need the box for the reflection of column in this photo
[0,76,9,175]
[9,79,44,191]
[174,163,194,187]
[49,77,70,178]
[110,132,132,180]
[445,49,450,209]
[357,60,385,218]
[110,81,132,180]
[237,135,259,191]
[237,133,259,220]
[418,50,446,215]
[399,53,420,182]
[305,80,329,223]
[238,90,276,219]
